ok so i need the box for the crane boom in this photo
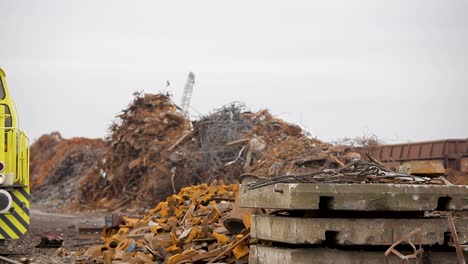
[180,72,195,116]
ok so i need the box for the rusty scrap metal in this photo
[29,132,105,210]
[80,95,320,210]
[363,139,468,171]
[207,233,251,264]
[80,183,251,263]
[37,92,383,212]
[32,92,465,215]
[246,159,444,190]
[446,212,467,264]
[384,228,424,263]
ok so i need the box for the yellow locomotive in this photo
[0,68,30,240]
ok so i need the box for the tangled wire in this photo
[244,155,444,190]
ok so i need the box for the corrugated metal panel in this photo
[365,139,468,171]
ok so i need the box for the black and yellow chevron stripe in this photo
[0,187,30,239]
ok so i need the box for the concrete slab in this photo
[251,215,468,245]
[250,245,468,264]
[239,183,468,211]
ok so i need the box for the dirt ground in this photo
[0,204,106,264]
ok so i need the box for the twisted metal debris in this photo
[183,102,255,183]
[245,158,445,190]
[79,183,252,264]
[80,93,334,210]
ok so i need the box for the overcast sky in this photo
[1,0,467,143]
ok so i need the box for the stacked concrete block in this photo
[240,183,468,264]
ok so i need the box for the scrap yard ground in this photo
[2,1,467,263]
[5,92,467,264]
[3,207,105,263]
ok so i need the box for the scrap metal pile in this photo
[31,92,465,213]
[30,132,105,210]
[27,92,467,263]
[79,92,358,210]
[246,156,446,190]
[80,183,252,264]
[80,93,192,210]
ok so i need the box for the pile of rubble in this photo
[79,93,359,211]
[80,183,253,264]
[32,92,466,213]
[30,132,105,210]
[27,91,467,263]
[79,93,192,210]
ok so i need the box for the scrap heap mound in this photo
[30,132,105,210]
[81,93,192,210]
[80,93,358,210]
[30,132,63,187]
[81,183,251,264]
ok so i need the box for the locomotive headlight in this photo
[0,189,12,213]
[0,173,4,185]
[0,161,4,172]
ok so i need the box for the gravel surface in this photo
[0,204,105,264]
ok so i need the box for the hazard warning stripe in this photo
[10,210,29,230]
[11,201,29,226]
[11,189,30,208]
[17,188,30,200]
[0,215,21,238]
[0,223,10,239]
[5,213,27,234]
[11,193,30,216]
[0,187,30,240]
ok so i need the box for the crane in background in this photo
[180,72,195,117]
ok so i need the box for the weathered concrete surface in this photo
[250,245,468,264]
[239,183,468,211]
[251,215,468,245]
[399,160,445,176]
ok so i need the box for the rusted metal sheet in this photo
[461,157,468,173]
[399,160,445,176]
[365,139,467,171]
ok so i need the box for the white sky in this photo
[1,0,467,143]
